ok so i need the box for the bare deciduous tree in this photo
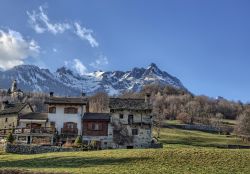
[88,92,109,113]
[153,93,165,138]
[235,108,250,141]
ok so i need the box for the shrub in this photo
[6,132,14,144]
[89,140,97,150]
[74,136,82,147]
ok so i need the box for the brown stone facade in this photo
[83,121,108,136]
[0,104,33,130]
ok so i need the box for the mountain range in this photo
[0,63,186,96]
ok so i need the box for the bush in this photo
[89,140,99,150]
[6,132,14,144]
[74,136,82,147]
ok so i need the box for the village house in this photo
[15,112,54,144]
[109,95,153,149]
[0,101,33,133]
[44,92,88,143]
[82,113,113,149]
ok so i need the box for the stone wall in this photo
[4,143,85,154]
[183,124,233,133]
[166,124,233,133]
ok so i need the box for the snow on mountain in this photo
[0,63,186,96]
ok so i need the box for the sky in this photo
[0,0,250,102]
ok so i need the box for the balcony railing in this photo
[60,128,78,139]
[0,127,55,135]
[61,128,78,135]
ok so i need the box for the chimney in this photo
[145,93,151,104]
[81,92,86,97]
[50,92,54,97]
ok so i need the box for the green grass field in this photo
[159,127,249,147]
[0,126,250,174]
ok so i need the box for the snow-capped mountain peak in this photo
[0,63,186,96]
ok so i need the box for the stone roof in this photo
[19,112,48,121]
[0,103,30,116]
[109,98,152,110]
[45,97,88,105]
[83,113,110,121]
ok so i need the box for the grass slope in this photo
[159,127,249,147]
[0,126,250,174]
[0,147,250,174]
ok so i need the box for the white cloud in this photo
[73,59,88,75]
[74,22,99,47]
[27,6,71,34]
[0,29,40,70]
[27,6,99,47]
[90,54,109,69]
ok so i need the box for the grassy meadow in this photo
[0,123,250,174]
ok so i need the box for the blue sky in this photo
[0,0,250,102]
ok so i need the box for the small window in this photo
[49,107,56,113]
[5,118,8,122]
[119,114,124,119]
[64,122,77,129]
[128,115,134,124]
[132,129,138,135]
[64,107,78,114]
[68,124,73,129]
[88,123,102,131]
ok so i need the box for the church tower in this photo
[11,80,18,93]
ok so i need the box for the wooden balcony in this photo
[61,128,78,136]
[0,127,55,136]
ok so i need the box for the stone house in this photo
[0,101,33,133]
[109,97,153,148]
[15,112,54,144]
[82,113,113,149]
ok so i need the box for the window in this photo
[5,118,8,122]
[132,129,138,135]
[63,122,76,129]
[64,107,78,114]
[49,107,56,113]
[128,115,134,124]
[50,122,55,127]
[66,123,75,129]
[119,114,124,119]
[88,123,102,131]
